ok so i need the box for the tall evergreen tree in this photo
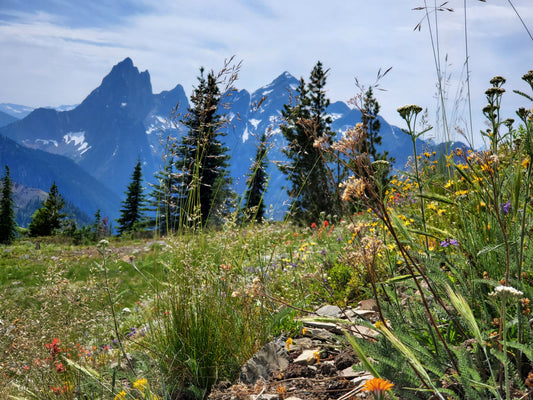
[279,61,337,224]
[361,87,382,160]
[29,182,66,237]
[243,133,269,223]
[361,87,393,163]
[116,159,146,234]
[0,166,17,244]
[176,67,233,227]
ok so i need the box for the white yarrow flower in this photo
[489,285,523,301]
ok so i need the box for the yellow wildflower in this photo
[133,378,148,393]
[286,337,293,351]
[114,391,127,400]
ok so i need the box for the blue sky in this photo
[0,0,532,147]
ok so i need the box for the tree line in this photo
[0,61,392,243]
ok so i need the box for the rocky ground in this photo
[208,303,381,400]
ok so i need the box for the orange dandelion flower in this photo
[362,378,394,398]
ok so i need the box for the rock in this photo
[347,325,379,339]
[340,366,358,378]
[356,299,378,311]
[301,320,341,333]
[351,372,374,386]
[285,397,303,400]
[303,327,335,341]
[252,395,278,400]
[292,337,313,350]
[293,349,320,365]
[239,340,289,385]
[315,305,342,318]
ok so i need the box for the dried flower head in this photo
[313,135,328,149]
[521,70,533,90]
[397,105,423,122]
[490,76,506,87]
[339,176,366,202]
[485,87,506,97]
[331,124,364,153]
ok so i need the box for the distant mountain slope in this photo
[0,103,34,119]
[0,134,120,222]
[0,110,17,128]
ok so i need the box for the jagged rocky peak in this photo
[79,57,153,115]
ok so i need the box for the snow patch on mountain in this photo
[64,131,91,155]
[36,138,58,147]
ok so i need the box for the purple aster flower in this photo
[440,238,458,248]
[501,201,511,215]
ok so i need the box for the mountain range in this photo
[0,58,462,224]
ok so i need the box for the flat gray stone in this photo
[315,305,342,318]
[340,366,358,378]
[293,348,321,365]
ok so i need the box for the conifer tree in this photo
[361,87,392,163]
[29,182,66,237]
[0,165,17,244]
[243,133,269,223]
[176,67,233,227]
[279,61,337,224]
[116,159,146,234]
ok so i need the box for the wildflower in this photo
[440,238,458,248]
[46,338,61,358]
[310,222,317,229]
[55,362,65,373]
[373,320,385,330]
[314,351,320,364]
[489,285,524,301]
[323,220,329,227]
[501,201,511,215]
[286,337,293,351]
[276,384,287,399]
[362,377,394,399]
[302,327,307,335]
[114,390,127,400]
[133,378,148,392]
